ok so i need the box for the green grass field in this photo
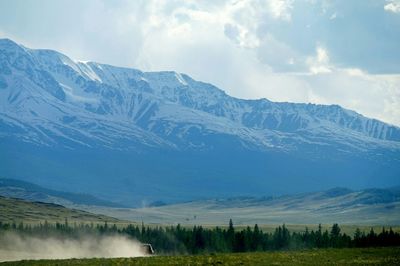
[1,248,399,266]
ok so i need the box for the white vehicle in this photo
[140,244,155,255]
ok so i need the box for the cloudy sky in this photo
[0,0,399,125]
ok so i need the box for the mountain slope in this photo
[0,196,120,223]
[0,178,124,207]
[0,38,399,205]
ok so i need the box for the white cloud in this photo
[268,0,294,21]
[306,46,332,74]
[384,0,400,13]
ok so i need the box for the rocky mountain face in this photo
[1,39,399,206]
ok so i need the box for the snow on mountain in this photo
[1,38,399,153]
[1,38,399,204]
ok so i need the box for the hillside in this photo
[86,187,400,225]
[0,178,124,207]
[0,38,399,205]
[0,196,120,223]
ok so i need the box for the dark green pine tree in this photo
[330,223,341,247]
[227,219,235,251]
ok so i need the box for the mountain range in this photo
[0,38,399,206]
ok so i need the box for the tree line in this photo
[0,219,399,254]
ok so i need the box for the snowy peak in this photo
[1,38,400,153]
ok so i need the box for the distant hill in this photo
[0,196,121,223]
[88,187,400,225]
[0,178,125,207]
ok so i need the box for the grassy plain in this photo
[1,248,399,266]
[83,192,400,226]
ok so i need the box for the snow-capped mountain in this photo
[1,38,399,205]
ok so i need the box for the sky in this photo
[0,0,399,126]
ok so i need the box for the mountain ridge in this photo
[0,38,399,205]
[1,38,399,149]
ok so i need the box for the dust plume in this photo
[0,232,147,262]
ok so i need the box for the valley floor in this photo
[83,199,400,226]
[1,248,399,266]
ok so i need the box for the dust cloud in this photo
[0,232,147,262]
